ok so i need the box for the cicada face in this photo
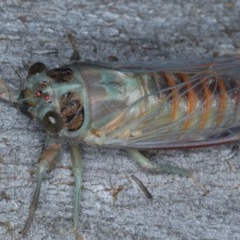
[18,62,84,135]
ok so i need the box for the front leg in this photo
[69,144,83,240]
[20,137,61,237]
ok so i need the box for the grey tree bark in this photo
[0,1,240,240]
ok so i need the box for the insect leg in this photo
[0,79,18,103]
[128,150,208,194]
[67,33,81,62]
[130,174,153,199]
[20,137,61,236]
[127,149,191,177]
[0,79,9,100]
[69,144,83,240]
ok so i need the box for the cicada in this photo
[1,54,240,238]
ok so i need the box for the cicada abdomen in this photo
[74,58,240,149]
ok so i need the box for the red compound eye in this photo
[44,94,50,101]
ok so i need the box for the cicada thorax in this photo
[47,67,74,83]
[46,67,84,132]
[59,92,84,131]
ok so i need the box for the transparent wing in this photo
[89,56,239,74]
[96,56,240,149]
